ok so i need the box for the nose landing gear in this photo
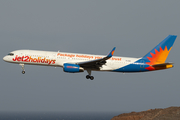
[22,71,25,74]
[19,64,25,74]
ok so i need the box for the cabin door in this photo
[140,60,144,68]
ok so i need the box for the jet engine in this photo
[63,63,84,73]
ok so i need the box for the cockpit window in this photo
[8,53,14,56]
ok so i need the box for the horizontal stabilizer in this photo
[152,63,174,70]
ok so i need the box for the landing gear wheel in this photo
[90,76,94,80]
[86,75,90,79]
[22,71,25,74]
[86,75,94,80]
[20,64,25,74]
[86,70,94,80]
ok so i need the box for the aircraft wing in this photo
[76,47,116,69]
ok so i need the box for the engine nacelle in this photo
[63,63,84,73]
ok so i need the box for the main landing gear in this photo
[19,64,25,74]
[86,75,94,80]
[86,70,94,80]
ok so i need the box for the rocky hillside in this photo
[111,107,180,120]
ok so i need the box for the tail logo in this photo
[145,46,171,70]
[146,46,171,65]
[111,50,115,56]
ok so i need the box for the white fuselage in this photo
[3,35,176,80]
[3,50,139,71]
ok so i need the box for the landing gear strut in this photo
[86,70,94,80]
[19,64,25,74]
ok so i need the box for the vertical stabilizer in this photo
[142,35,177,65]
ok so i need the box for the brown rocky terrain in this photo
[111,107,180,120]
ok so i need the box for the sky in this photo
[0,0,180,113]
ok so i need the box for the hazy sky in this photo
[1,0,180,113]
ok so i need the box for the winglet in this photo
[107,47,116,58]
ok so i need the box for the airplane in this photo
[3,35,177,80]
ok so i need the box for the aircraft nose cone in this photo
[3,56,7,61]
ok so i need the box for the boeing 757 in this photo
[3,35,177,80]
